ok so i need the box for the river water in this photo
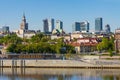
[0,68,119,80]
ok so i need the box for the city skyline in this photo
[0,0,120,32]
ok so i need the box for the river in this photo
[0,68,119,80]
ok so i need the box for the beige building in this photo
[69,38,98,54]
[71,32,83,39]
[115,29,120,52]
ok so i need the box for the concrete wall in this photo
[0,59,120,68]
[0,59,92,68]
[82,56,100,60]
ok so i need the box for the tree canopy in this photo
[97,37,115,54]
[3,33,75,54]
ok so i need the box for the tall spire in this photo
[23,12,25,18]
[22,12,26,22]
[20,13,28,30]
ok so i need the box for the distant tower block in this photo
[43,18,55,33]
[95,17,103,32]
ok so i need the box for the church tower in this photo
[20,13,28,30]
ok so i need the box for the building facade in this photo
[80,21,89,33]
[70,38,98,54]
[95,17,103,32]
[105,24,111,33]
[43,18,55,33]
[115,29,120,52]
[2,26,9,33]
[52,20,63,34]
[20,14,28,31]
[72,22,80,32]
[56,20,63,30]
[72,21,89,32]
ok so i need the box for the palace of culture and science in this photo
[20,13,28,31]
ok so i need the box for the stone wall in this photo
[0,59,120,68]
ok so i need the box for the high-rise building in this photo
[72,22,80,32]
[43,18,54,33]
[95,17,103,32]
[105,24,111,33]
[20,14,28,31]
[52,20,64,35]
[80,21,89,32]
[43,19,48,33]
[72,21,89,32]
[56,20,63,30]
[2,26,9,33]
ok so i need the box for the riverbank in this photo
[0,59,120,69]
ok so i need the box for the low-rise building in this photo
[16,30,36,39]
[70,32,83,39]
[51,34,71,41]
[69,38,99,54]
[115,29,120,52]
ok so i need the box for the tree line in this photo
[0,33,75,54]
[0,33,115,55]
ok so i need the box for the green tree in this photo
[30,33,44,43]
[6,43,16,53]
[109,48,113,57]
[97,42,103,52]
[102,38,109,50]
[0,34,22,46]
[64,44,75,54]
[97,37,115,52]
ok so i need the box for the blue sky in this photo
[0,0,120,32]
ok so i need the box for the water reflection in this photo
[0,68,120,80]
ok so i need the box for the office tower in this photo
[43,19,48,33]
[52,20,64,35]
[43,18,54,33]
[2,26,9,33]
[105,24,111,33]
[72,21,89,32]
[72,22,80,32]
[80,21,89,32]
[20,13,28,30]
[56,20,63,30]
[95,17,103,32]
[0,28,2,32]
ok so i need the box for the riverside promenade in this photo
[0,59,120,69]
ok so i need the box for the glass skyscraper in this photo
[80,21,89,32]
[95,17,103,32]
[56,20,63,30]
[2,26,9,33]
[105,24,111,33]
[72,21,89,32]
[72,22,80,32]
[43,18,55,33]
